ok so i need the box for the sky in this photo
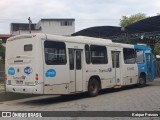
[0,0,160,34]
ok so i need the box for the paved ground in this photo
[0,79,160,120]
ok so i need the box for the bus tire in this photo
[88,78,100,97]
[138,75,146,88]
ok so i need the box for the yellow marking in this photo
[114,85,122,89]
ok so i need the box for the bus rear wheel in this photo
[88,78,100,97]
[138,75,146,88]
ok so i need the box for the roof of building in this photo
[72,26,123,38]
[41,18,75,21]
[0,34,13,43]
[126,15,160,33]
[0,34,13,38]
[72,15,160,38]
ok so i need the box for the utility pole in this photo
[28,17,32,34]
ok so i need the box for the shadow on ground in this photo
[19,84,153,106]
[0,92,39,102]
[0,79,159,103]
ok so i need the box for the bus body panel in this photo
[134,45,155,82]
[5,34,46,94]
[42,39,70,94]
[109,47,122,86]
[119,45,139,86]
[5,33,155,95]
[66,43,85,93]
[122,64,138,85]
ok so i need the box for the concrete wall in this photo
[12,30,41,35]
[40,20,75,35]
[11,19,75,36]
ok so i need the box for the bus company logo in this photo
[46,69,56,78]
[8,67,15,75]
[99,68,112,73]
[13,75,26,80]
[127,67,134,70]
[108,68,112,72]
[21,75,26,79]
[24,67,33,75]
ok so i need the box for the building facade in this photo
[10,18,75,36]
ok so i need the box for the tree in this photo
[0,41,5,66]
[154,41,160,56]
[120,13,147,28]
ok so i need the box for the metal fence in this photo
[154,61,160,78]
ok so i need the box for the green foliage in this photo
[0,41,5,65]
[120,13,147,27]
[154,41,160,56]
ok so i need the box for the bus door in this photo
[112,51,121,85]
[69,49,83,93]
[145,53,152,80]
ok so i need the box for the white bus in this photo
[5,33,155,97]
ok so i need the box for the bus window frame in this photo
[123,48,136,64]
[136,50,145,64]
[44,40,67,65]
[90,45,108,64]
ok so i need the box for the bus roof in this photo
[45,34,134,48]
[134,45,151,50]
[46,34,113,45]
[7,33,141,49]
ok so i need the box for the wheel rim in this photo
[90,83,97,93]
[139,78,144,85]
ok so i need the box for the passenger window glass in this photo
[85,45,90,64]
[76,51,81,70]
[69,49,74,70]
[24,44,32,51]
[90,45,108,64]
[136,50,144,63]
[44,41,66,65]
[123,48,136,64]
[112,52,120,68]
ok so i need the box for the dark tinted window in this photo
[61,21,72,26]
[90,45,108,64]
[76,51,81,70]
[85,45,90,64]
[24,44,32,51]
[136,50,144,63]
[123,48,136,64]
[69,49,74,70]
[112,52,120,68]
[44,41,66,65]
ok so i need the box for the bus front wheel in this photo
[88,78,100,97]
[138,75,146,88]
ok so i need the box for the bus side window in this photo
[85,45,90,64]
[90,45,108,64]
[44,41,66,65]
[76,51,81,70]
[123,48,136,64]
[69,49,74,70]
[24,44,32,51]
[136,50,144,64]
